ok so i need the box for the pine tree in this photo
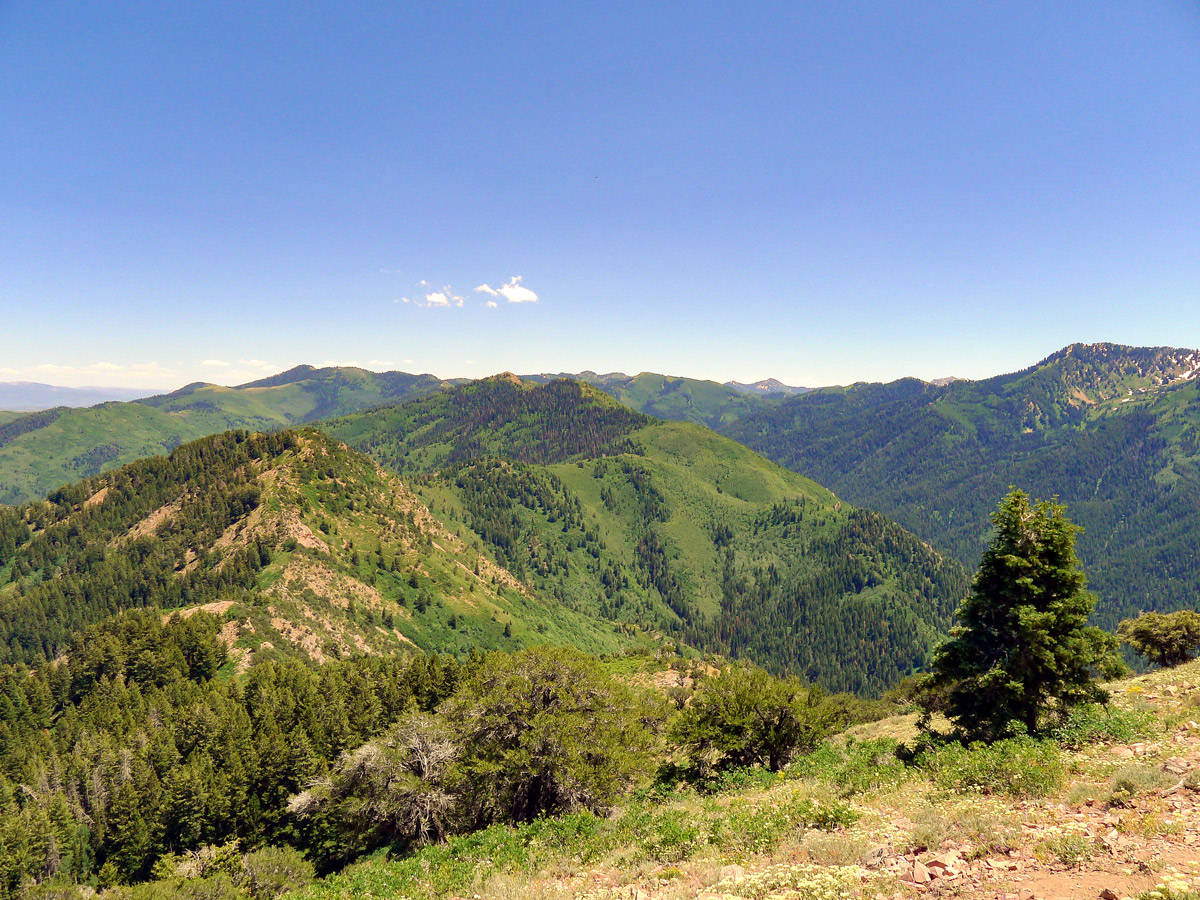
[932,488,1120,740]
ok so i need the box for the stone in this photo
[912,861,931,884]
[1163,757,1189,775]
[1100,890,1119,900]
[719,865,745,883]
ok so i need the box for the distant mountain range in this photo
[724,378,811,396]
[0,367,454,504]
[0,381,157,410]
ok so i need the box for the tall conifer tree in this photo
[933,488,1120,740]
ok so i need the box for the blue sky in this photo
[2,2,1198,389]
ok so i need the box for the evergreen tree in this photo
[932,488,1120,740]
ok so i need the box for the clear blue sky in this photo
[2,1,1198,389]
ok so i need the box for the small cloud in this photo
[464,360,475,365]
[403,285,464,308]
[239,359,277,372]
[475,276,539,304]
[403,359,414,365]
[90,362,124,372]
[485,300,498,309]
[202,359,230,368]
[34,363,77,375]
[0,367,18,376]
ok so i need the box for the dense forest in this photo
[725,343,1200,630]
[0,608,466,894]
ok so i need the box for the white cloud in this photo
[401,285,465,308]
[0,367,18,376]
[91,362,124,372]
[485,299,498,309]
[475,276,539,304]
[34,363,77,375]
[202,359,230,368]
[239,359,277,372]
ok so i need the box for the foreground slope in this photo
[0,428,628,667]
[726,342,1200,630]
[326,377,969,694]
[295,658,1200,900]
[0,366,453,504]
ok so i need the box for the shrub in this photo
[1034,833,1094,867]
[639,810,705,862]
[695,764,778,795]
[289,712,459,852]
[1119,610,1200,668]
[670,664,843,776]
[443,645,660,824]
[916,736,1065,797]
[788,738,910,796]
[714,793,857,856]
[1108,764,1174,807]
[241,847,315,899]
[1052,702,1155,749]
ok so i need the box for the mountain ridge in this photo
[722,341,1200,631]
[324,377,970,694]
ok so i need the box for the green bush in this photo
[917,736,1065,797]
[712,793,855,856]
[1108,764,1174,807]
[1052,702,1155,749]
[696,764,778,795]
[639,810,705,862]
[241,847,315,899]
[1119,610,1200,667]
[788,738,911,796]
[670,664,842,775]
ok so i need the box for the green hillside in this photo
[725,342,1200,630]
[327,376,970,694]
[0,367,453,505]
[0,428,630,669]
[521,370,782,428]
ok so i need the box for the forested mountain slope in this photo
[0,428,628,668]
[519,371,786,429]
[0,367,453,504]
[724,342,1200,630]
[326,376,970,694]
